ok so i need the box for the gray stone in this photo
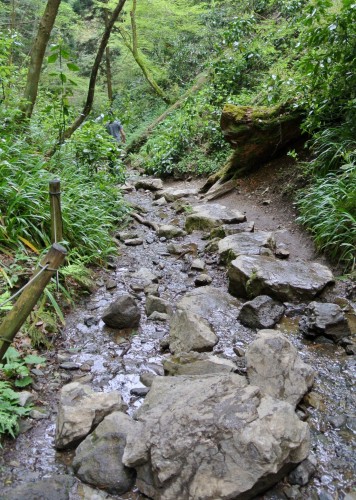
[239,295,285,329]
[157,224,186,239]
[177,286,240,321]
[60,362,80,370]
[102,294,141,329]
[117,230,138,242]
[73,412,136,495]
[156,187,198,202]
[134,178,163,191]
[123,374,310,500]
[191,258,205,271]
[246,330,315,407]
[168,309,218,354]
[153,196,167,206]
[210,221,255,239]
[218,231,275,264]
[148,311,169,322]
[144,283,160,296]
[55,382,126,450]
[194,273,212,287]
[299,302,351,342]
[288,456,317,486]
[106,279,117,290]
[185,203,246,233]
[17,391,34,407]
[145,295,173,316]
[29,408,49,420]
[228,255,334,302]
[131,267,158,286]
[124,238,143,246]
[163,352,237,376]
[1,475,75,500]
[202,178,238,201]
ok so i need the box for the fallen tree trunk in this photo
[125,71,208,155]
[201,103,303,193]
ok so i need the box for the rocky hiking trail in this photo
[1,165,355,500]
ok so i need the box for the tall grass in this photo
[297,162,356,272]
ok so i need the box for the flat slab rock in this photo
[163,352,237,376]
[185,203,246,233]
[134,178,163,191]
[123,374,310,500]
[228,255,334,302]
[218,231,276,264]
[155,187,199,202]
[177,286,240,321]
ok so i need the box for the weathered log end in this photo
[201,103,302,193]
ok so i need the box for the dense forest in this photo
[0,0,355,438]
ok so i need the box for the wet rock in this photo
[246,330,315,407]
[131,267,158,286]
[145,295,173,316]
[327,414,347,428]
[210,221,255,239]
[194,273,212,286]
[55,382,126,450]
[157,224,186,239]
[218,231,275,264]
[153,196,167,206]
[163,352,237,376]
[73,412,136,495]
[117,230,138,242]
[123,374,310,500]
[283,485,301,499]
[134,178,163,191]
[239,295,285,329]
[185,203,246,233]
[1,475,76,500]
[156,187,198,202]
[228,255,334,301]
[288,456,317,485]
[191,258,205,271]
[148,311,169,322]
[124,238,143,246]
[168,309,218,354]
[60,362,80,370]
[177,285,240,321]
[29,408,50,420]
[18,391,34,407]
[106,279,117,290]
[84,316,99,327]
[130,387,150,397]
[299,302,351,342]
[102,294,141,329]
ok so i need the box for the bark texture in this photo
[21,0,61,120]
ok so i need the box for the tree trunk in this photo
[201,103,303,192]
[119,0,170,104]
[125,71,208,154]
[20,0,62,120]
[104,9,113,102]
[61,0,127,142]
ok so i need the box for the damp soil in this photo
[0,158,355,500]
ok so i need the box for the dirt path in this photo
[0,163,355,500]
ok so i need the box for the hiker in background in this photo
[106,115,126,144]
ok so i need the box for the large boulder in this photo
[228,255,334,301]
[246,330,315,407]
[177,286,240,321]
[185,203,246,233]
[72,412,136,495]
[218,231,275,264]
[168,309,218,354]
[163,352,237,376]
[101,293,141,329]
[1,475,75,500]
[55,382,126,450]
[123,374,310,500]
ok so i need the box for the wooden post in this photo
[0,243,67,363]
[49,179,63,243]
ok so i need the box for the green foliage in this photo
[0,380,31,440]
[297,162,356,271]
[0,347,46,388]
